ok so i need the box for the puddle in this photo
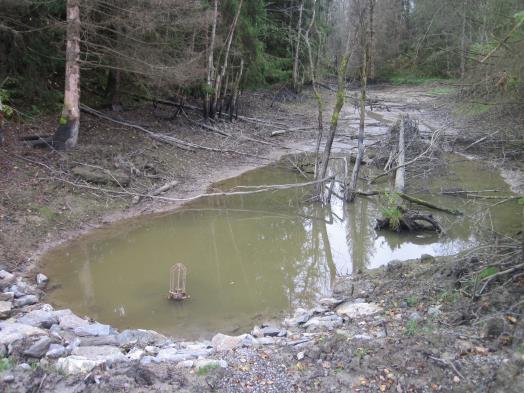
[41,157,521,339]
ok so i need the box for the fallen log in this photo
[71,166,130,187]
[397,192,462,216]
[375,211,443,233]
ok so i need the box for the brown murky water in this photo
[41,157,521,339]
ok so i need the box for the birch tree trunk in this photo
[204,0,218,119]
[52,0,81,150]
[292,1,304,93]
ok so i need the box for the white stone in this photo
[126,348,145,361]
[194,359,228,371]
[297,352,305,360]
[175,360,194,368]
[211,333,255,351]
[36,274,49,288]
[73,323,113,337]
[72,345,126,363]
[336,302,383,318]
[0,301,12,319]
[155,347,212,363]
[56,356,104,374]
[0,322,47,345]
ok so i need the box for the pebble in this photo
[3,375,14,383]
[409,312,423,321]
[36,273,49,289]
[427,306,442,317]
[297,351,305,360]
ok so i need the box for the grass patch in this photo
[405,295,418,307]
[197,363,220,376]
[0,358,15,372]
[453,102,491,116]
[386,73,449,86]
[438,290,460,304]
[429,86,457,96]
[405,320,420,336]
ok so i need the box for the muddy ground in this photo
[0,83,522,392]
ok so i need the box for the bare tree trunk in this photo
[52,0,81,150]
[204,0,218,119]
[368,0,375,80]
[212,0,243,118]
[230,58,244,121]
[304,0,324,177]
[460,0,467,81]
[314,24,354,198]
[347,0,373,203]
[292,0,304,93]
[394,115,406,193]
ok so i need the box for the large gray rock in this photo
[0,270,15,291]
[211,333,255,351]
[56,356,104,374]
[24,337,52,358]
[284,308,312,327]
[259,326,283,337]
[0,292,14,302]
[17,310,58,328]
[56,309,89,330]
[13,295,39,308]
[73,323,114,337]
[0,301,12,319]
[117,329,168,348]
[79,335,119,347]
[72,345,127,363]
[46,344,67,359]
[155,347,213,363]
[319,298,345,308]
[303,314,343,330]
[336,302,383,318]
[0,322,47,345]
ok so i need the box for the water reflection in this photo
[42,159,520,338]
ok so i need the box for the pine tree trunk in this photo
[52,0,81,150]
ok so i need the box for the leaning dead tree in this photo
[314,19,356,200]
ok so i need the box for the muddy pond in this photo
[41,156,521,340]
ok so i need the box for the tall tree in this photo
[293,1,305,92]
[315,15,355,199]
[52,0,81,150]
[347,0,373,202]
